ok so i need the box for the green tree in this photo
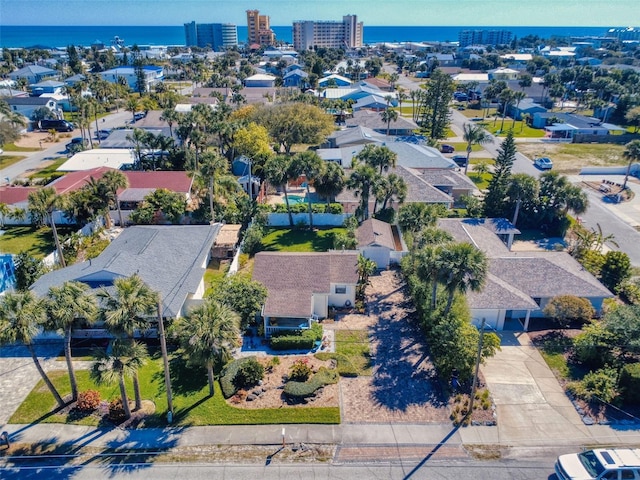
[47,281,98,401]
[622,139,640,190]
[291,151,324,228]
[27,187,66,267]
[347,162,379,222]
[264,155,295,226]
[210,274,268,330]
[380,107,399,135]
[172,298,240,396]
[0,291,65,407]
[14,251,46,291]
[506,173,539,226]
[126,97,140,123]
[483,130,516,218]
[99,274,158,410]
[198,151,228,223]
[600,251,632,293]
[0,203,9,228]
[439,242,488,316]
[91,339,148,420]
[417,70,454,139]
[397,203,445,233]
[543,295,595,327]
[130,188,187,225]
[374,173,407,212]
[356,144,398,175]
[102,169,129,227]
[313,160,345,205]
[461,123,492,175]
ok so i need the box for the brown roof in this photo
[356,218,395,250]
[215,224,241,246]
[0,185,39,205]
[252,251,359,318]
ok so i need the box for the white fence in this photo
[580,164,639,176]
[266,213,350,227]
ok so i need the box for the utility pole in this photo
[468,318,486,420]
[157,298,174,423]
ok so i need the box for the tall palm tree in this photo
[511,91,527,128]
[264,155,295,226]
[198,151,227,223]
[126,97,140,124]
[439,242,488,316]
[160,107,180,139]
[357,144,398,175]
[99,274,158,410]
[27,187,66,267]
[46,281,98,401]
[498,88,514,132]
[313,161,345,205]
[291,151,324,228]
[347,163,380,222]
[91,339,148,420]
[0,203,10,228]
[506,173,539,226]
[380,107,399,135]
[622,140,640,191]
[172,299,240,397]
[461,123,492,175]
[102,169,129,227]
[375,173,407,212]
[0,291,65,408]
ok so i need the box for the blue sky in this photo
[2,0,639,26]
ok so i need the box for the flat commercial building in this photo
[458,29,513,47]
[184,21,238,50]
[293,14,363,51]
[606,27,640,41]
[246,9,275,46]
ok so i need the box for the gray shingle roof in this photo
[252,252,359,318]
[356,219,395,249]
[345,109,417,132]
[437,218,515,257]
[30,225,220,318]
[417,169,477,190]
[467,273,540,310]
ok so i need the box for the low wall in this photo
[266,213,350,227]
[580,164,639,176]
[573,133,639,144]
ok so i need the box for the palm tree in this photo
[27,187,66,267]
[0,203,10,228]
[99,274,158,410]
[291,151,324,228]
[172,299,240,397]
[313,161,345,205]
[0,291,65,408]
[380,107,399,135]
[347,163,380,222]
[198,151,227,223]
[126,97,140,124]
[439,242,488,316]
[126,128,149,170]
[264,155,295,227]
[46,281,98,401]
[511,91,526,128]
[622,140,640,191]
[375,173,407,212]
[357,144,397,175]
[91,339,148,420]
[498,88,514,132]
[461,123,492,175]
[415,244,448,310]
[160,107,180,139]
[506,173,539,227]
[102,169,129,227]
[356,254,377,299]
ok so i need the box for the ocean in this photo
[0,25,613,49]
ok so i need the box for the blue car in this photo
[534,157,553,170]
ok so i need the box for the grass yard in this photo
[0,225,76,258]
[261,227,346,253]
[0,154,27,169]
[28,157,67,180]
[483,119,546,138]
[516,142,627,174]
[335,330,372,376]
[10,353,340,426]
[2,143,40,152]
[203,258,229,295]
[440,142,485,152]
[470,172,492,190]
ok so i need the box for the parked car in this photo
[65,137,88,153]
[95,129,111,140]
[440,144,455,153]
[39,119,74,132]
[534,157,553,170]
[555,448,640,480]
[451,155,468,167]
[453,92,468,101]
[133,112,146,121]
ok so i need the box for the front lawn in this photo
[335,329,372,376]
[516,143,627,174]
[28,158,67,181]
[203,258,229,295]
[0,226,77,258]
[261,227,346,253]
[0,155,27,169]
[10,353,340,426]
[2,143,40,152]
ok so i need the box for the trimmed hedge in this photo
[269,323,323,351]
[283,367,339,399]
[270,203,343,214]
[620,363,640,404]
[220,357,259,398]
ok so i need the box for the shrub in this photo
[289,358,312,381]
[314,352,359,377]
[600,251,632,292]
[108,398,127,422]
[220,357,259,398]
[618,279,640,305]
[241,223,264,256]
[234,358,264,388]
[373,207,395,224]
[270,335,315,351]
[568,367,620,404]
[283,367,338,400]
[543,295,595,327]
[76,389,101,411]
[619,363,640,405]
[572,322,616,368]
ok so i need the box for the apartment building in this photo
[293,14,363,51]
[184,21,238,50]
[246,9,275,46]
[458,29,513,47]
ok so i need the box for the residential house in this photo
[98,66,164,91]
[30,225,221,338]
[345,109,417,135]
[318,74,352,88]
[244,74,276,88]
[508,98,547,121]
[9,65,59,84]
[5,96,61,121]
[282,69,308,88]
[531,112,625,139]
[29,80,65,96]
[252,251,359,337]
[437,218,613,330]
[356,218,406,268]
[488,67,519,81]
[56,149,136,172]
[324,126,387,148]
[417,168,477,204]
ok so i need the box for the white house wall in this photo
[362,246,390,269]
[313,293,329,319]
[328,283,356,310]
[470,308,505,331]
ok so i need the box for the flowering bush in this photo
[289,358,312,382]
[76,389,101,411]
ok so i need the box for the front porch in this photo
[264,315,318,338]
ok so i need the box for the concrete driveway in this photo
[473,332,591,446]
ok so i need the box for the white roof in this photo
[57,149,136,172]
[500,53,533,61]
[451,73,489,82]
[245,74,276,81]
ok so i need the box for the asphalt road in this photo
[0,459,557,480]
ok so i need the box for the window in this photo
[335,285,346,294]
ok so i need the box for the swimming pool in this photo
[287,194,306,205]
